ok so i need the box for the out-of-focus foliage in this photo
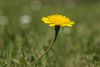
[0,0,100,67]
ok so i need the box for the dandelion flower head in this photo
[41,14,75,27]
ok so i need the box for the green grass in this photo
[0,0,100,67]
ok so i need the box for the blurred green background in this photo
[0,0,100,67]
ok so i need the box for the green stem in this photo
[28,26,60,67]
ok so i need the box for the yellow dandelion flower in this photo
[41,14,75,27]
[28,14,75,66]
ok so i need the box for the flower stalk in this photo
[28,26,60,67]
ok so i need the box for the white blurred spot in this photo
[0,16,9,25]
[31,0,42,11]
[63,28,71,34]
[20,15,32,24]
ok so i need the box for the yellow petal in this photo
[48,24,55,27]
[66,24,73,27]
[61,24,67,26]
[41,17,51,24]
[61,24,72,27]
[69,21,75,24]
[61,21,75,27]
